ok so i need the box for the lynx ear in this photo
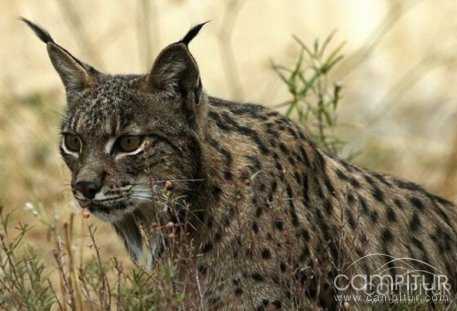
[145,23,207,119]
[46,44,98,93]
[22,18,98,93]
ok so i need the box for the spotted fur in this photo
[24,18,457,309]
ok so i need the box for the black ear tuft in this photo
[22,17,100,93]
[20,17,55,44]
[180,21,209,46]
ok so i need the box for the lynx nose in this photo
[75,181,100,200]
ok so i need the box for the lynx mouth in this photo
[75,197,128,214]
[87,202,127,214]
[83,201,136,223]
[73,181,155,221]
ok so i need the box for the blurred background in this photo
[0,0,456,263]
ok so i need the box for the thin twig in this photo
[195,268,204,310]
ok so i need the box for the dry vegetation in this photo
[1,0,457,309]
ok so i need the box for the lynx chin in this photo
[24,18,457,309]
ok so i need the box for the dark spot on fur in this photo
[290,213,299,227]
[301,229,310,242]
[356,247,365,257]
[369,210,379,223]
[246,155,262,171]
[346,209,356,229]
[394,198,403,209]
[295,270,307,285]
[274,219,284,231]
[347,193,356,205]
[286,127,298,139]
[314,151,326,170]
[411,236,425,252]
[279,142,288,153]
[207,295,222,307]
[202,242,213,253]
[286,184,294,198]
[198,264,207,275]
[372,186,384,203]
[239,170,250,181]
[374,173,391,186]
[324,179,335,195]
[316,183,324,197]
[294,172,302,185]
[324,199,333,215]
[289,201,300,227]
[382,249,396,278]
[350,177,361,188]
[409,197,424,210]
[386,207,397,222]
[409,212,421,232]
[212,185,223,200]
[299,146,311,167]
[252,222,259,234]
[299,246,310,261]
[275,161,283,171]
[271,180,278,193]
[381,228,393,243]
[335,168,360,188]
[251,272,265,282]
[364,174,375,185]
[221,215,231,227]
[229,205,236,216]
[360,197,369,215]
[430,194,453,206]
[395,179,421,191]
[223,171,233,180]
[272,300,282,308]
[209,111,270,155]
[267,111,280,117]
[435,227,452,252]
[301,174,310,202]
[261,248,271,260]
[280,262,286,272]
[336,169,346,180]
[256,299,270,311]
[259,183,266,192]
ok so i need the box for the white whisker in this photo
[143,178,204,184]
[131,194,153,199]
[131,194,154,201]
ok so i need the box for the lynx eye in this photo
[63,134,81,152]
[117,135,143,153]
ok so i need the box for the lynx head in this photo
[23,18,207,222]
